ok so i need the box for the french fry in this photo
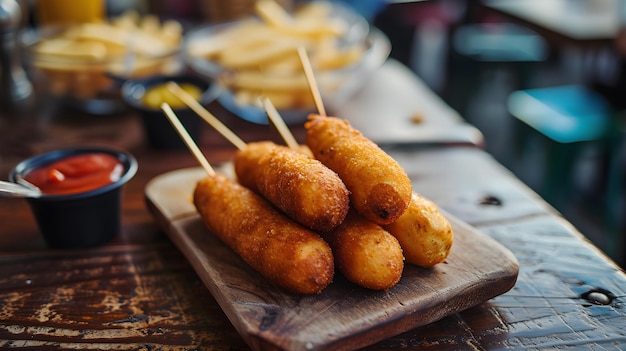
[35,38,108,60]
[293,1,333,20]
[140,14,161,34]
[187,21,260,59]
[257,90,299,109]
[315,45,364,70]
[162,20,183,44]
[261,54,302,74]
[255,0,293,28]
[281,20,345,38]
[218,36,305,69]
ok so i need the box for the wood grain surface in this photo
[144,167,519,351]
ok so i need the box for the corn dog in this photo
[323,211,404,290]
[193,173,334,295]
[383,193,453,268]
[233,141,276,192]
[232,141,312,187]
[234,141,350,232]
[305,114,413,225]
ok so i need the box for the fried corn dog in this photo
[323,211,404,290]
[234,141,350,232]
[383,192,453,268]
[233,141,275,191]
[193,173,334,295]
[305,114,413,225]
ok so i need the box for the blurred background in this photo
[371,0,626,266]
[376,0,623,268]
[9,0,626,265]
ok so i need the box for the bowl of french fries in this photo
[183,0,390,124]
[22,11,184,115]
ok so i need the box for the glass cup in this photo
[35,0,104,25]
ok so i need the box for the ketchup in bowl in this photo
[24,153,124,195]
[9,147,137,249]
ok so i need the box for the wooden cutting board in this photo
[145,167,519,351]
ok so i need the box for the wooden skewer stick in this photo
[260,96,299,150]
[167,82,247,151]
[161,102,215,177]
[297,46,326,116]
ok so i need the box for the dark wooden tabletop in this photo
[1,60,625,350]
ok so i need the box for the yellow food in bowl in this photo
[142,83,202,109]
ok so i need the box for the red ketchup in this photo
[24,153,124,195]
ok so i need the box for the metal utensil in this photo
[0,180,41,198]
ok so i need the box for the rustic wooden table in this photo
[1,60,625,350]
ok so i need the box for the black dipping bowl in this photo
[121,75,216,150]
[9,147,138,249]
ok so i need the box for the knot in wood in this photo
[581,288,615,305]
[478,195,502,206]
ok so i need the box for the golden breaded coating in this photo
[384,193,453,267]
[193,174,334,295]
[305,114,412,225]
[234,141,350,232]
[323,211,404,290]
[234,141,276,189]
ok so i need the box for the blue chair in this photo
[508,85,612,143]
[510,86,626,262]
[507,85,614,208]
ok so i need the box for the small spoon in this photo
[0,180,42,198]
